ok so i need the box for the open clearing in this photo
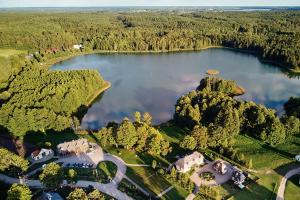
[0,49,26,57]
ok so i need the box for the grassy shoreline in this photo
[85,81,111,107]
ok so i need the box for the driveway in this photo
[276,167,300,200]
[2,143,133,200]
[190,160,233,187]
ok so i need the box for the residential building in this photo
[175,151,204,173]
[31,148,53,161]
[57,138,90,155]
[213,160,228,175]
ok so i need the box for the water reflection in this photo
[52,48,300,129]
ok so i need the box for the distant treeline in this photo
[0,11,299,70]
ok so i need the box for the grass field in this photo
[125,166,189,199]
[230,134,300,200]
[0,48,26,58]
[126,166,171,196]
[97,160,117,179]
[285,175,300,200]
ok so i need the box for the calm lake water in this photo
[52,48,300,129]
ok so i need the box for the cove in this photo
[51,48,300,129]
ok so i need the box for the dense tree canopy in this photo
[67,188,88,200]
[0,60,107,138]
[284,97,300,119]
[39,162,63,190]
[7,184,32,200]
[0,11,299,70]
[174,77,287,146]
[0,148,29,176]
[94,112,172,156]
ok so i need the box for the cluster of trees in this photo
[39,162,63,190]
[0,60,106,138]
[165,167,194,193]
[7,184,32,200]
[93,112,172,156]
[174,77,294,146]
[197,77,245,96]
[0,11,299,70]
[284,97,300,119]
[0,148,29,176]
[67,188,107,200]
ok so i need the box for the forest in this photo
[0,11,299,71]
[174,77,300,147]
[0,57,107,138]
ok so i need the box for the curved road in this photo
[276,167,300,200]
[0,152,133,200]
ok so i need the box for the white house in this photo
[73,44,83,50]
[175,151,204,173]
[31,148,53,161]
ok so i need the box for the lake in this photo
[52,48,300,129]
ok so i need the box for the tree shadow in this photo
[0,125,17,153]
[261,144,295,160]
[23,129,79,152]
[221,178,276,200]
[274,161,299,177]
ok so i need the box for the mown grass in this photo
[97,160,117,179]
[230,134,300,200]
[285,174,300,200]
[0,49,26,58]
[162,185,189,200]
[125,166,171,196]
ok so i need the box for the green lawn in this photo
[27,158,58,173]
[97,161,117,179]
[285,175,300,200]
[159,124,191,163]
[126,166,172,196]
[162,185,189,200]
[0,48,26,58]
[230,134,300,200]
[104,146,147,165]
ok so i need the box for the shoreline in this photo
[85,81,111,107]
[44,46,300,73]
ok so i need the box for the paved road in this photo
[1,145,134,200]
[276,167,300,200]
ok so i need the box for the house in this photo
[175,151,204,173]
[57,138,90,155]
[232,170,246,186]
[213,160,228,175]
[31,148,53,161]
[73,44,83,50]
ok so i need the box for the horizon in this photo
[1,0,300,8]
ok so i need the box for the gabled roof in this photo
[176,151,203,168]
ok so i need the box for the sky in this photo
[0,0,300,8]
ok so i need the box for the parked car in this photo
[295,155,300,162]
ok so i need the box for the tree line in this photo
[0,11,299,70]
